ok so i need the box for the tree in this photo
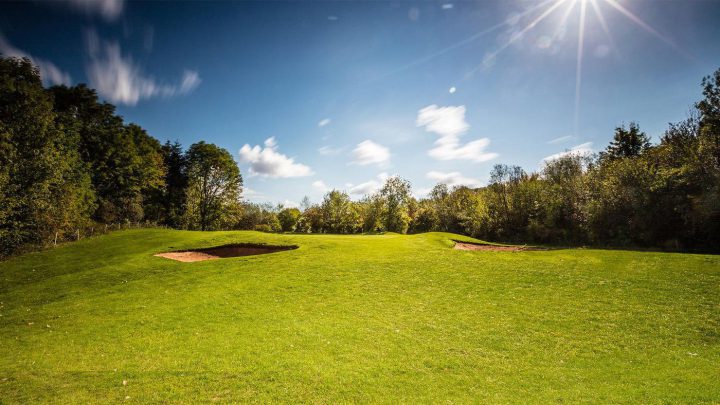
[379,176,412,233]
[0,57,94,255]
[320,190,359,233]
[408,198,437,233]
[157,141,188,227]
[540,155,591,243]
[300,196,312,212]
[692,68,720,247]
[357,194,384,233]
[183,142,243,231]
[487,164,527,239]
[697,68,720,151]
[296,204,322,233]
[278,207,301,232]
[601,122,650,161]
[50,84,166,223]
[429,184,451,232]
[448,186,490,239]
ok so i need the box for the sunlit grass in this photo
[1,229,718,402]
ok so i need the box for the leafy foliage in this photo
[278,207,301,232]
[0,56,245,255]
[0,57,95,255]
[183,142,243,231]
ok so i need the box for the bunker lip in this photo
[154,243,298,262]
[452,240,544,252]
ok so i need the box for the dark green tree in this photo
[0,57,94,255]
[183,142,243,231]
[278,207,301,232]
[601,122,650,161]
[50,84,166,223]
[156,141,188,227]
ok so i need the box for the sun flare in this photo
[454,0,687,135]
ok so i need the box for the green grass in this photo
[1,229,719,403]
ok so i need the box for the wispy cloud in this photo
[318,118,331,127]
[351,140,391,167]
[427,171,483,188]
[547,135,574,144]
[416,105,498,162]
[0,34,71,86]
[318,146,344,156]
[55,0,125,21]
[239,137,313,178]
[348,173,389,195]
[542,142,593,163]
[85,31,201,105]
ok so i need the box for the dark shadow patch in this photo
[155,243,298,262]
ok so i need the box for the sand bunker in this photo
[154,243,298,262]
[454,241,540,252]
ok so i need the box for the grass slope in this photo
[1,230,719,403]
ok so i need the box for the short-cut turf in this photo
[1,229,718,403]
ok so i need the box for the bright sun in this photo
[481,0,685,134]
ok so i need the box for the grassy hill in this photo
[0,230,718,403]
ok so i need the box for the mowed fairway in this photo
[0,230,718,403]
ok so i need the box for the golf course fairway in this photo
[1,229,718,403]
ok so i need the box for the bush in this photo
[253,224,273,233]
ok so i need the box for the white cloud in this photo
[86,31,201,105]
[442,3,454,9]
[416,105,498,162]
[449,86,456,94]
[427,171,483,188]
[348,173,388,195]
[351,140,391,166]
[282,200,299,208]
[547,135,573,144]
[0,34,71,86]
[179,70,201,93]
[239,137,313,178]
[318,146,344,156]
[57,0,125,21]
[312,180,329,192]
[542,142,593,163]
[318,118,331,127]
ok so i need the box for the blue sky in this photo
[2,0,720,206]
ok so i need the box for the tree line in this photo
[1,55,719,256]
[0,56,244,256]
[243,68,720,252]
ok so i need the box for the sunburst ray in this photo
[589,0,620,58]
[574,0,587,135]
[603,0,692,60]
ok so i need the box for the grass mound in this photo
[0,229,718,402]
